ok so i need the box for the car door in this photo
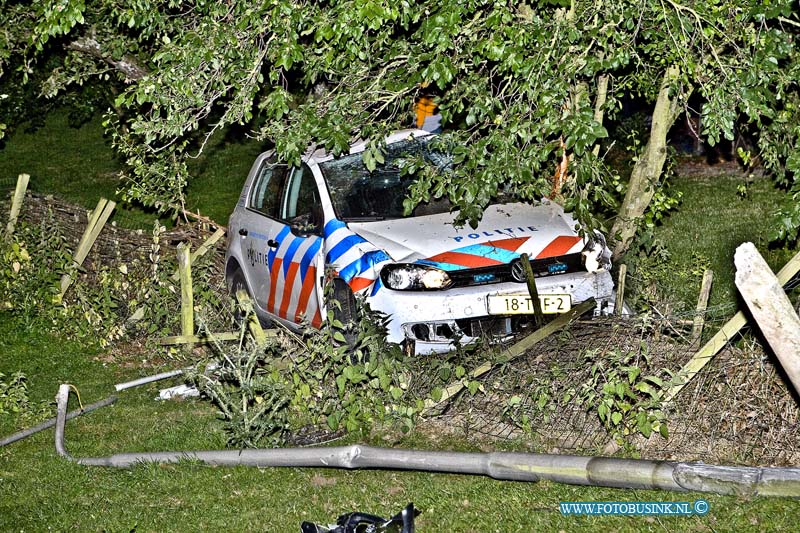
[264,163,326,328]
[240,159,289,313]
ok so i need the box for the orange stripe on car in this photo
[279,262,300,319]
[267,258,282,314]
[311,307,322,328]
[295,265,317,322]
[484,237,529,252]
[535,236,583,259]
[348,276,374,293]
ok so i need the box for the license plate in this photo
[487,294,572,315]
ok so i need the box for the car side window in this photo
[249,162,288,217]
[281,164,323,234]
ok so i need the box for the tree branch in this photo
[66,33,147,82]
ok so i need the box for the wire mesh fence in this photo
[419,306,800,467]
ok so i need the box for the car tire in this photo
[331,279,358,348]
[227,267,271,328]
[227,267,249,325]
[228,267,248,297]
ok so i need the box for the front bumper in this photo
[366,270,615,354]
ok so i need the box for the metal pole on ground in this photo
[53,384,800,497]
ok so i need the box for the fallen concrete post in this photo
[664,247,800,403]
[54,384,800,497]
[735,242,800,396]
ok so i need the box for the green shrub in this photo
[0,371,53,426]
[576,345,672,446]
[192,292,424,448]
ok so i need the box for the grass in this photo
[183,124,267,224]
[623,163,799,313]
[0,110,262,229]
[2,112,800,530]
[2,317,798,532]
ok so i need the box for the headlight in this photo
[381,264,453,290]
[581,231,612,273]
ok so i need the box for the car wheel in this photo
[228,267,248,297]
[331,279,358,348]
[227,267,271,328]
[227,268,249,325]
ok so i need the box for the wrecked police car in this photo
[225,130,614,354]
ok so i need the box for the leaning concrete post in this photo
[734,242,800,396]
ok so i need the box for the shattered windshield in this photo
[319,137,452,221]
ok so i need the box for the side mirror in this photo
[289,202,324,237]
[291,222,318,237]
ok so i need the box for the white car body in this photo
[225,130,615,354]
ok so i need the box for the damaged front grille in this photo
[404,314,565,343]
[448,253,584,287]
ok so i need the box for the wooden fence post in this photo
[691,269,714,342]
[4,173,29,240]
[129,227,228,327]
[170,227,226,282]
[520,253,543,328]
[614,264,627,316]
[177,242,194,347]
[57,197,116,301]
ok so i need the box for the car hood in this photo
[346,201,586,267]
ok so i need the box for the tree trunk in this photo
[610,65,684,259]
[592,74,609,157]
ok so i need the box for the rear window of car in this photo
[249,163,288,218]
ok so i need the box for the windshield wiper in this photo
[343,216,387,222]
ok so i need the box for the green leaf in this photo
[431,387,443,402]
[638,419,653,438]
[644,375,664,388]
[327,413,340,431]
[615,382,626,399]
